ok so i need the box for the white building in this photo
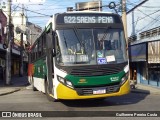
[1,0,27,46]
[0,0,8,12]
[127,0,160,88]
[12,11,27,46]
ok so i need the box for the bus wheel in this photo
[45,81,58,102]
[32,78,37,91]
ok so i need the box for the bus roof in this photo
[53,11,116,16]
[45,11,118,28]
[32,11,120,47]
[45,11,117,25]
[64,11,114,14]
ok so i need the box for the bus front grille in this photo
[75,85,120,96]
[57,62,127,77]
[70,63,126,77]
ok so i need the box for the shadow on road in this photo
[0,76,29,87]
[60,92,149,107]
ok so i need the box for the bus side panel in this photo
[33,59,47,93]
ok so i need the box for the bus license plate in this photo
[93,89,106,94]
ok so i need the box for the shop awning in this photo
[129,43,147,62]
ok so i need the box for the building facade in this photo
[129,27,160,88]
[76,0,102,11]
[0,2,42,78]
[127,0,160,88]
[0,9,7,69]
[27,22,42,46]
[0,9,21,77]
[0,9,7,44]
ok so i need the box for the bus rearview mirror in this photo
[53,49,56,57]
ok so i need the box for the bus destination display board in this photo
[64,16,114,23]
[56,13,121,24]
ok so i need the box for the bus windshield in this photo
[56,28,127,66]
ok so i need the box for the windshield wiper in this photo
[73,27,86,54]
[62,30,68,49]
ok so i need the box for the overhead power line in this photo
[27,16,51,18]
[127,0,148,14]
[127,1,160,24]
[17,6,52,17]
[127,0,160,33]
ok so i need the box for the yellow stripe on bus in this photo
[56,80,130,100]
[49,94,54,98]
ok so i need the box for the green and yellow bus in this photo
[28,11,130,101]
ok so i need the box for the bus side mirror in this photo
[52,31,56,57]
[52,46,56,57]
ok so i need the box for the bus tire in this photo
[45,80,59,102]
[32,78,37,91]
[45,80,54,101]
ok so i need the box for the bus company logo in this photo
[110,77,119,81]
[2,112,11,117]
[78,79,87,84]
[1,112,42,118]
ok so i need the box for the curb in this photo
[131,89,150,94]
[0,83,29,96]
[129,84,160,95]
[0,88,21,96]
[131,88,160,95]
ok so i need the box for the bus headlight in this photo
[66,81,72,87]
[58,76,65,83]
[57,75,74,89]
[121,72,129,85]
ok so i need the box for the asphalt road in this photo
[0,87,160,119]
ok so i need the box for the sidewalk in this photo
[131,83,160,95]
[0,76,29,96]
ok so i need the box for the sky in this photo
[11,0,142,28]
[127,0,160,37]
[10,0,160,39]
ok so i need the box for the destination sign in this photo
[56,13,121,24]
[64,16,114,23]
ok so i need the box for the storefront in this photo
[11,46,21,76]
[147,41,160,87]
[129,42,147,82]
[129,41,160,88]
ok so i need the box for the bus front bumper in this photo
[56,80,130,100]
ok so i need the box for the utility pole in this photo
[126,0,148,38]
[5,0,12,85]
[20,4,24,76]
[121,0,128,45]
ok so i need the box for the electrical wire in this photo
[127,1,160,25]
[11,0,120,27]
[16,6,52,17]
[127,0,160,34]
[12,4,20,13]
